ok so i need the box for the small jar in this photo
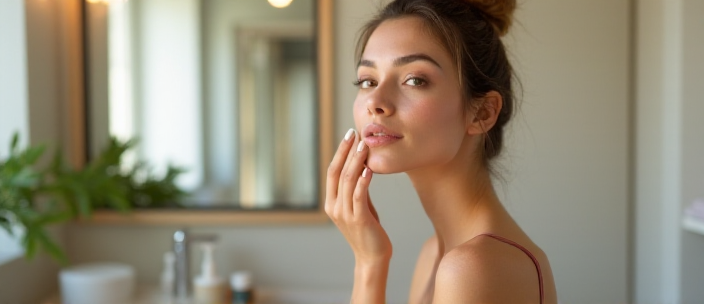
[230,271,254,304]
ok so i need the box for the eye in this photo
[353,79,376,89]
[404,77,427,87]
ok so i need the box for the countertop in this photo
[43,285,351,304]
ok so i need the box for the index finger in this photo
[325,128,357,201]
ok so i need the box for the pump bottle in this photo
[193,243,226,304]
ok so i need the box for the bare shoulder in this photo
[433,234,555,304]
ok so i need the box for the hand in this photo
[325,129,392,263]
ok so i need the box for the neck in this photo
[406,143,502,254]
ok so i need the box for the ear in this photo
[466,91,503,136]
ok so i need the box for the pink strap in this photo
[478,233,544,304]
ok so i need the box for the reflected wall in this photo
[87,0,317,209]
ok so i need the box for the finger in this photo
[367,192,380,223]
[352,165,373,218]
[337,134,359,218]
[338,131,360,197]
[343,141,369,215]
[325,128,357,215]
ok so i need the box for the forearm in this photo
[351,259,390,304]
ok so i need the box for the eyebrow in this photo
[357,53,443,70]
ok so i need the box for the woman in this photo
[325,0,557,303]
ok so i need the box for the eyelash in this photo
[352,77,428,89]
[352,78,376,88]
[404,77,427,86]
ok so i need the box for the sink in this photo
[43,285,165,304]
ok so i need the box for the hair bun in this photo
[465,0,516,36]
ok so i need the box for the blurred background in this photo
[1,0,703,303]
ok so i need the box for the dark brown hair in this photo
[355,0,517,164]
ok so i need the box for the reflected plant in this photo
[0,133,187,263]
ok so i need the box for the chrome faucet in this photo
[172,229,217,301]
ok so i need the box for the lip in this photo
[362,123,403,148]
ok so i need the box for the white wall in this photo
[68,0,632,303]
[501,1,630,301]
[634,0,704,302]
[678,0,704,302]
[634,0,683,302]
[634,0,668,301]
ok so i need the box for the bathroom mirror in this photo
[82,0,333,224]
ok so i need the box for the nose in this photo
[366,84,395,117]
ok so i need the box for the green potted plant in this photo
[0,133,187,263]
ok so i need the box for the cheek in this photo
[352,94,371,132]
[407,98,464,135]
[405,97,466,153]
[352,97,366,130]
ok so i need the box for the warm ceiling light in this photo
[268,0,293,8]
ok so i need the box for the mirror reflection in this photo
[86,0,318,209]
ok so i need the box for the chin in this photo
[365,155,405,174]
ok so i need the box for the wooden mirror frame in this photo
[65,0,333,225]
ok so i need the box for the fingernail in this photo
[344,128,355,141]
[357,141,366,152]
[362,167,368,177]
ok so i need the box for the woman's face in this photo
[354,16,469,174]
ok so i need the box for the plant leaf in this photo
[106,192,130,213]
[36,211,71,226]
[10,132,19,153]
[35,228,67,265]
[0,215,13,235]
[9,168,41,188]
[67,181,92,218]
[22,226,37,259]
[20,146,45,166]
